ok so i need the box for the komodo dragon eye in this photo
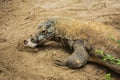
[37,26,46,34]
[42,30,46,33]
[41,29,47,34]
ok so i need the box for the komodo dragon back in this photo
[53,18,120,74]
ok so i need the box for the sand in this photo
[0,0,120,80]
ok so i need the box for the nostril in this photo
[31,38,34,41]
[24,40,28,45]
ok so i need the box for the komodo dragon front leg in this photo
[54,40,89,68]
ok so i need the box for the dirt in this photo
[0,0,120,80]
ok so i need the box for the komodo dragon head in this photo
[24,19,55,48]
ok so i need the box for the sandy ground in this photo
[0,0,120,80]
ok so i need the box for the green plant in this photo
[95,49,104,56]
[103,54,116,64]
[95,49,120,65]
[108,36,115,41]
[94,36,120,64]
[116,59,120,65]
[117,40,120,44]
[103,54,115,61]
[105,73,112,80]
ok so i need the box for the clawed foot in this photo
[54,59,66,66]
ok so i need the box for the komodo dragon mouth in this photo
[24,19,55,48]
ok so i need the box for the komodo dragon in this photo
[24,18,120,74]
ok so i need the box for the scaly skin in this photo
[25,18,120,74]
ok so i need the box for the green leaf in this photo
[105,73,111,80]
[117,40,120,45]
[106,54,115,61]
[108,36,115,41]
[116,62,120,65]
[116,59,120,65]
[95,49,104,55]
[103,57,107,61]
[103,54,115,62]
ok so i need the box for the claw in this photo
[54,59,66,66]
